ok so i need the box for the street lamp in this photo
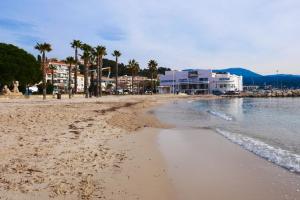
[172,70,178,95]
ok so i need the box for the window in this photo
[219,78,230,81]
[179,79,188,82]
[199,78,208,81]
[161,80,174,83]
[188,71,198,78]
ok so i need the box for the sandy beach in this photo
[0,94,200,199]
[1,94,300,200]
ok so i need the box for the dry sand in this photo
[0,94,205,200]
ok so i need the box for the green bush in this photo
[0,43,41,92]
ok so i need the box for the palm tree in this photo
[148,60,158,94]
[48,64,57,85]
[71,40,82,94]
[95,46,107,97]
[128,59,140,94]
[80,43,93,98]
[65,57,75,99]
[112,50,121,95]
[89,49,97,97]
[34,42,52,100]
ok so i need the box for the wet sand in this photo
[158,128,300,200]
[101,128,175,199]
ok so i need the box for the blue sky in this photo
[1,0,300,74]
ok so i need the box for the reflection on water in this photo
[156,98,300,155]
[155,98,300,172]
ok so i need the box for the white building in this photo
[158,69,243,94]
[210,71,243,94]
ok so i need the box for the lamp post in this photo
[172,70,175,95]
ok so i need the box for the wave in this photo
[216,128,300,173]
[207,110,233,121]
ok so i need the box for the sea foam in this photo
[216,128,300,173]
[207,110,233,121]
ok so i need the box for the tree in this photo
[148,60,158,94]
[48,64,57,85]
[71,40,82,94]
[157,67,171,75]
[94,46,107,97]
[127,59,140,94]
[34,42,52,100]
[80,43,93,98]
[0,43,41,92]
[65,57,75,99]
[112,50,121,94]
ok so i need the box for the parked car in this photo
[225,91,240,95]
[28,86,38,93]
[123,89,130,95]
[212,90,225,96]
[117,89,124,94]
[145,90,152,95]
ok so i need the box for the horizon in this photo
[1,0,300,75]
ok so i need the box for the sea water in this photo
[155,98,300,173]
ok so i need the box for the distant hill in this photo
[214,68,300,89]
[213,68,262,77]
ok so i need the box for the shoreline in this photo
[157,127,300,200]
[154,99,300,200]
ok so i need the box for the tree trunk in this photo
[151,73,153,95]
[68,65,72,99]
[115,57,118,95]
[51,70,54,85]
[90,71,95,97]
[154,79,156,94]
[138,80,140,95]
[132,73,134,95]
[74,48,78,94]
[99,56,103,97]
[142,81,145,95]
[42,52,46,100]
[96,56,100,97]
[84,60,88,98]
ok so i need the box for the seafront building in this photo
[118,75,153,92]
[46,60,113,93]
[46,60,75,93]
[45,60,152,94]
[158,69,243,94]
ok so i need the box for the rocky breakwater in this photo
[238,90,300,98]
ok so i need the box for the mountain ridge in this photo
[214,68,300,88]
[213,68,262,77]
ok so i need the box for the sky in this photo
[1,0,300,75]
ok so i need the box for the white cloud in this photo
[1,0,300,74]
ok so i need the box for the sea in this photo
[155,97,300,173]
